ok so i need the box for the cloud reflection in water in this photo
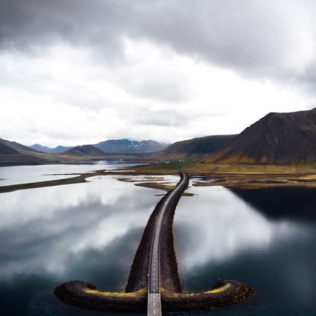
[174,186,304,272]
[0,176,161,280]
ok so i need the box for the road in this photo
[147,171,189,316]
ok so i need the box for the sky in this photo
[1,0,316,147]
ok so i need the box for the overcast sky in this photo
[1,0,316,147]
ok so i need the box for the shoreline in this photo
[2,163,316,194]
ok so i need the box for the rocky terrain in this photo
[204,108,316,164]
[151,135,236,160]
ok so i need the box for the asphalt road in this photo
[147,171,189,316]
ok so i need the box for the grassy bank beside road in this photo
[1,161,316,194]
[134,161,316,188]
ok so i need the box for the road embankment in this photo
[54,171,254,312]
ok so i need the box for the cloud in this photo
[0,0,123,57]
[112,38,193,103]
[2,0,316,80]
[1,0,316,145]
[132,108,190,127]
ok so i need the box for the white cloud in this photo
[0,1,316,146]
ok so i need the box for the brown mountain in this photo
[0,138,54,165]
[0,140,20,155]
[0,138,160,165]
[61,145,106,156]
[0,138,39,155]
[150,135,236,160]
[204,108,316,164]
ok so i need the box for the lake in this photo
[0,161,142,186]
[0,164,315,316]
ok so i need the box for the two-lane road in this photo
[147,171,189,316]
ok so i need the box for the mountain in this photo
[30,144,73,153]
[204,108,316,164]
[0,140,20,155]
[94,139,168,153]
[0,138,40,155]
[30,139,168,154]
[150,135,236,160]
[0,137,167,165]
[0,138,55,165]
[60,145,106,156]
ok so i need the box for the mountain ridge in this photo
[204,108,316,164]
[30,144,73,153]
[150,135,236,160]
[93,139,168,154]
[60,145,106,156]
[0,138,53,165]
[30,139,168,154]
[3,108,316,166]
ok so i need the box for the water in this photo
[0,161,142,186]
[174,185,316,315]
[0,166,316,316]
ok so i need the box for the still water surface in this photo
[0,161,139,186]
[0,164,315,316]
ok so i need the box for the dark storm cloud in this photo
[128,0,316,82]
[0,0,125,58]
[1,0,315,80]
[0,0,315,145]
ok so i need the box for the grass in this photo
[162,283,232,298]
[185,162,316,174]
[134,160,316,174]
[84,288,146,298]
[138,183,176,191]
[136,160,197,174]
[2,160,316,194]
[205,283,231,294]
[133,161,316,188]
[0,175,86,193]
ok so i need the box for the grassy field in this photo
[0,174,87,193]
[133,161,316,188]
[2,161,316,193]
[135,160,316,174]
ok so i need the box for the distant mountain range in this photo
[0,138,171,165]
[1,136,232,165]
[30,144,72,153]
[30,139,168,154]
[0,138,52,165]
[93,139,168,153]
[204,108,316,164]
[3,108,316,166]
[60,145,108,156]
[0,140,19,155]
